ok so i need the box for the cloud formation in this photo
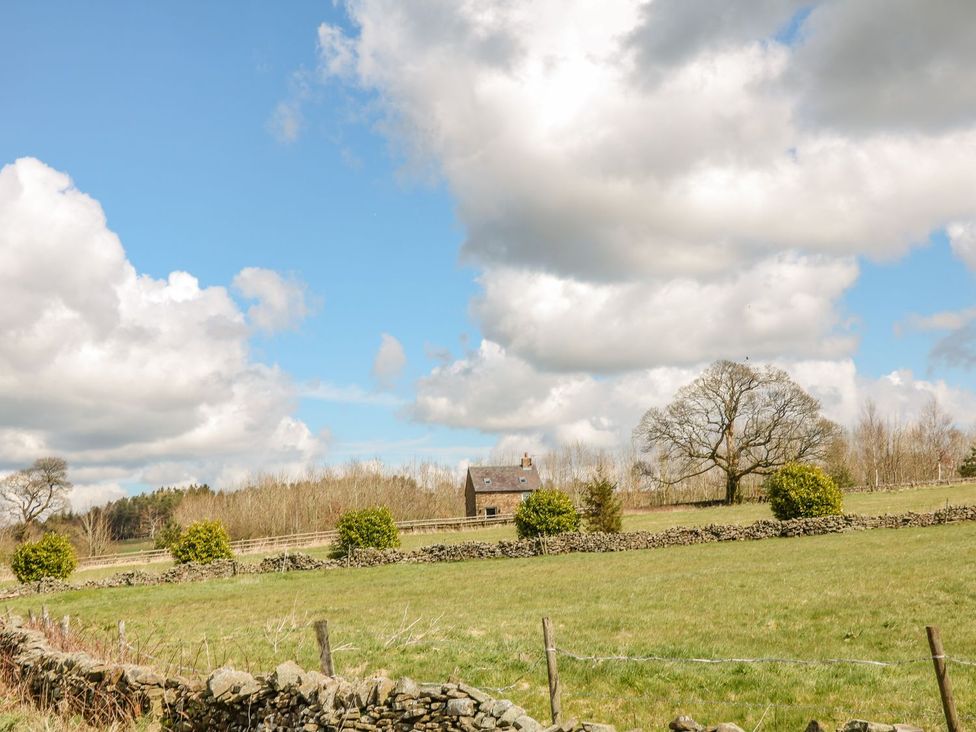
[371,333,407,389]
[0,158,325,505]
[233,266,311,334]
[317,1,976,447]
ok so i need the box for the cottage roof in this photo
[467,465,542,493]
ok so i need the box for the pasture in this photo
[5,492,975,729]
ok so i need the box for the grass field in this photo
[46,481,976,586]
[6,513,975,729]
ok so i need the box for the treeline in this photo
[172,462,464,539]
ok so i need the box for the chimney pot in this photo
[521,453,532,468]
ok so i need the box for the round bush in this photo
[10,533,77,583]
[514,488,580,538]
[335,507,400,552]
[170,520,233,564]
[765,463,843,520]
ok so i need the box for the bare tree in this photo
[0,457,72,525]
[79,507,113,557]
[916,395,958,482]
[634,360,837,504]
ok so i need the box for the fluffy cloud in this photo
[233,266,311,334]
[412,343,976,452]
[0,158,325,505]
[475,255,857,371]
[948,222,976,272]
[371,333,407,389]
[318,1,976,372]
[313,1,976,444]
[411,340,697,443]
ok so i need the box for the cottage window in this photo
[483,478,492,486]
[485,506,498,517]
[521,492,532,500]
[518,476,527,484]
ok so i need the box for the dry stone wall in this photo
[2,506,975,600]
[0,616,606,732]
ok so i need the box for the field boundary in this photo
[5,504,976,602]
[77,513,516,569]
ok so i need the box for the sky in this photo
[1,1,975,509]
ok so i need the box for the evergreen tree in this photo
[581,468,623,533]
[959,446,976,478]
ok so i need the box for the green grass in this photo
[7,519,974,730]
[51,481,976,586]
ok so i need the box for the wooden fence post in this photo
[926,626,961,732]
[118,620,127,656]
[542,617,561,725]
[315,620,335,676]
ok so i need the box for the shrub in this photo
[581,470,623,533]
[959,446,976,478]
[154,519,183,550]
[169,520,233,564]
[335,507,400,553]
[10,532,77,583]
[514,488,580,538]
[765,463,843,520]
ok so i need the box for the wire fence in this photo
[12,607,975,731]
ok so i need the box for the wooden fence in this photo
[75,513,516,570]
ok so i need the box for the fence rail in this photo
[75,513,515,570]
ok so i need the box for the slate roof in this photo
[467,465,542,493]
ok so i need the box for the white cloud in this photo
[69,482,127,512]
[900,307,976,334]
[0,157,326,488]
[309,2,976,446]
[233,266,311,334]
[475,255,857,371]
[371,333,407,389]
[948,221,976,272]
[411,339,697,442]
[316,0,976,386]
[413,345,976,453]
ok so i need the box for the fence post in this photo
[926,626,961,732]
[542,617,561,725]
[41,605,50,630]
[118,620,127,656]
[315,620,335,676]
[60,615,69,637]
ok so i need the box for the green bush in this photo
[581,470,623,533]
[10,533,77,583]
[514,488,580,538]
[154,519,183,550]
[959,445,976,478]
[765,463,843,520]
[335,507,400,553]
[169,520,233,564]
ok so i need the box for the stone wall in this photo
[3,505,975,600]
[0,616,607,732]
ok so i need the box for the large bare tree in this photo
[635,360,837,504]
[0,456,72,525]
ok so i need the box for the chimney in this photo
[521,452,532,469]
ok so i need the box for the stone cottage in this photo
[464,454,542,517]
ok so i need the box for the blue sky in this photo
[2,1,975,503]
[1,2,494,467]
